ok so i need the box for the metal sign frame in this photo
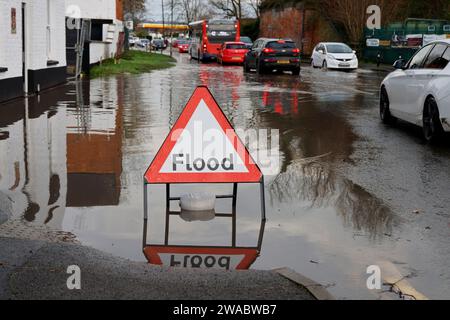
[142,179,266,261]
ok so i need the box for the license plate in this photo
[232,57,240,60]
[277,60,289,64]
[339,63,350,67]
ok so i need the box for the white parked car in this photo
[129,37,138,46]
[311,42,358,70]
[380,40,450,142]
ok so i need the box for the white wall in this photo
[65,0,116,20]
[0,0,23,80]
[0,0,66,81]
[89,21,124,64]
[27,0,67,71]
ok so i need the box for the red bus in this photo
[189,19,240,62]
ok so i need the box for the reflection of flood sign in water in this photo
[144,86,262,184]
[144,246,259,270]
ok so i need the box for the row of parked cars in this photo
[215,38,359,76]
[129,37,168,50]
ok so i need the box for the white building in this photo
[65,0,124,72]
[0,0,67,103]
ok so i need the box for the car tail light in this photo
[263,48,275,54]
[292,48,300,54]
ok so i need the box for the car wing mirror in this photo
[318,50,324,54]
[393,59,406,69]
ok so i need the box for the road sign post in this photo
[142,86,266,270]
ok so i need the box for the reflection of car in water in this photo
[217,42,248,65]
[311,42,358,70]
[380,40,450,142]
[243,38,301,75]
[261,83,299,115]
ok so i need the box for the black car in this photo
[240,36,253,50]
[151,39,166,51]
[243,38,301,75]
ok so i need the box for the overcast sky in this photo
[145,0,163,21]
[143,0,255,22]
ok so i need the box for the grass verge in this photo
[89,50,176,78]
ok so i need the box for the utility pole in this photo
[161,0,165,40]
[170,0,173,56]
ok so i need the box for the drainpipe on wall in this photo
[300,6,306,56]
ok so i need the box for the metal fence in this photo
[363,19,450,64]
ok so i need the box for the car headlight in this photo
[328,55,336,60]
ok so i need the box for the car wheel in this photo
[257,60,266,75]
[243,61,250,73]
[380,87,396,125]
[322,60,328,70]
[292,67,300,76]
[311,59,317,68]
[423,96,444,143]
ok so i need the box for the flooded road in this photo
[1,52,450,299]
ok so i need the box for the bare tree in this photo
[175,0,209,24]
[210,0,243,19]
[247,0,262,19]
[319,0,405,45]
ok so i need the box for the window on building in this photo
[91,22,103,41]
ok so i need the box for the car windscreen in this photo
[207,23,237,43]
[240,37,252,44]
[267,41,296,49]
[326,44,353,53]
[226,44,247,49]
[178,40,188,44]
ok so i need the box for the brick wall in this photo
[260,6,342,56]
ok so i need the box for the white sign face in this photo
[366,38,380,47]
[159,99,249,174]
[125,20,134,30]
[159,253,245,270]
[145,86,262,184]
[423,34,446,46]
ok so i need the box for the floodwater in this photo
[1,52,450,300]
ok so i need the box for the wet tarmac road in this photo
[1,52,449,299]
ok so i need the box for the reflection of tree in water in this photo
[335,181,396,239]
[270,158,337,208]
[269,158,398,239]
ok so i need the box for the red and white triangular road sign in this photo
[144,246,259,270]
[144,86,262,184]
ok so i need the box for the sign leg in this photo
[143,182,148,249]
